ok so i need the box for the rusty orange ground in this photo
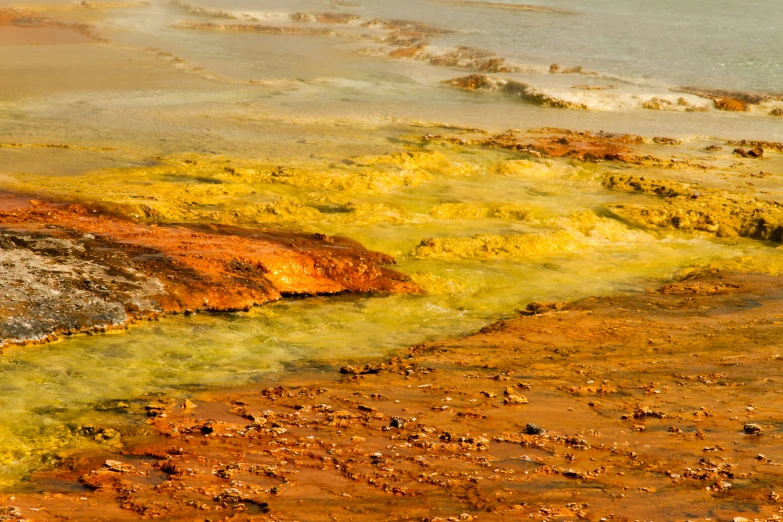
[2,270,783,521]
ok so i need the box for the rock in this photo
[479,57,512,73]
[504,394,528,405]
[549,63,559,73]
[652,136,681,145]
[714,98,748,112]
[770,107,783,117]
[705,144,723,151]
[79,470,121,491]
[519,301,566,316]
[442,74,491,90]
[633,406,666,419]
[340,364,383,375]
[80,425,122,443]
[145,402,168,417]
[744,423,763,435]
[525,423,545,435]
[748,147,764,158]
[674,86,767,105]
[213,488,243,503]
[389,417,406,429]
[103,460,135,473]
[0,192,417,349]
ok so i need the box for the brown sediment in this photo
[0,192,416,348]
[170,0,364,24]
[442,73,491,90]
[559,65,595,75]
[571,84,616,91]
[642,96,707,112]
[291,12,363,24]
[420,128,643,163]
[770,108,783,117]
[445,76,722,114]
[604,174,783,241]
[672,86,783,105]
[167,3,526,78]
[170,15,438,48]
[8,270,783,520]
[139,46,271,85]
[0,142,115,151]
[381,42,525,73]
[372,28,538,74]
[443,74,588,109]
[651,136,682,145]
[669,87,783,114]
[0,6,106,43]
[431,0,577,14]
[167,0,240,20]
[726,139,783,152]
[714,97,749,112]
[168,2,445,39]
[387,41,428,59]
[170,21,337,36]
[360,18,454,36]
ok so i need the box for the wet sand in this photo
[3,269,783,520]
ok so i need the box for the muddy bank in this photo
[5,270,783,520]
[0,192,415,348]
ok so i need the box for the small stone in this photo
[145,402,168,417]
[389,417,406,429]
[524,423,545,435]
[104,460,135,473]
[504,394,528,405]
[743,423,763,435]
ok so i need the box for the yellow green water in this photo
[2,139,783,488]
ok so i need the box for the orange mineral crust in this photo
[0,192,416,347]
[0,7,105,44]
[7,270,783,521]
